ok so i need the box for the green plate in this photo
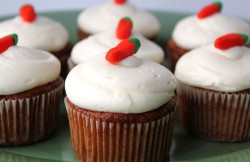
[0,10,250,162]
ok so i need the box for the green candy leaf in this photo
[213,1,222,10]
[129,38,141,53]
[239,34,248,44]
[9,33,18,45]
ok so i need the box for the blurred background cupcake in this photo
[168,1,250,71]
[0,4,71,78]
[175,33,250,142]
[0,34,64,146]
[68,16,164,69]
[77,0,161,40]
[65,38,177,161]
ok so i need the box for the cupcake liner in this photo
[177,82,250,142]
[0,81,64,146]
[65,98,176,162]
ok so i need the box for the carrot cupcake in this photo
[175,33,250,142]
[77,0,160,40]
[69,17,164,69]
[0,4,71,78]
[65,38,176,161]
[0,34,64,146]
[168,2,250,71]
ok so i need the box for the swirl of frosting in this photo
[0,16,69,52]
[173,13,250,50]
[65,54,176,113]
[77,2,160,38]
[71,32,164,64]
[175,45,250,92]
[0,46,60,95]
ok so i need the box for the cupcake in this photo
[0,4,71,78]
[69,17,164,69]
[175,33,250,142]
[0,34,64,146]
[65,38,177,161]
[168,2,250,71]
[77,0,160,40]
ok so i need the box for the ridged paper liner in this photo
[177,82,250,142]
[0,81,64,146]
[65,98,176,162]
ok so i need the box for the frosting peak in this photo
[71,31,164,64]
[0,46,60,95]
[77,2,160,38]
[173,13,250,50]
[175,45,250,92]
[0,15,69,52]
[66,54,176,113]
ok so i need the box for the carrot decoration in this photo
[20,4,36,23]
[214,33,248,50]
[197,2,222,19]
[116,17,133,40]
[0,34,18,54]
[106,38,141,64]
[114,0,126,5]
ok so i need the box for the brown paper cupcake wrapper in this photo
[177,82,250,142]
[0,82,64,146]
[65,98,176,162]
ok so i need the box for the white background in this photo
[0,0,249,20]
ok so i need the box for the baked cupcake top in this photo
[72,17,164,64]
[0,34,60,95]
[77,0,160,38]
[66,38,176,113]
[0,4,69,52]
[172,2,250,50]
[175,33,250,92]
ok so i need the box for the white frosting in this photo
[175,45,250,92]
[77,2,160,38]
[65,54,176,113]
[0,16,69,52]
[71,31,164,64]
[173,13,250,50]
[0,46,60,95]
